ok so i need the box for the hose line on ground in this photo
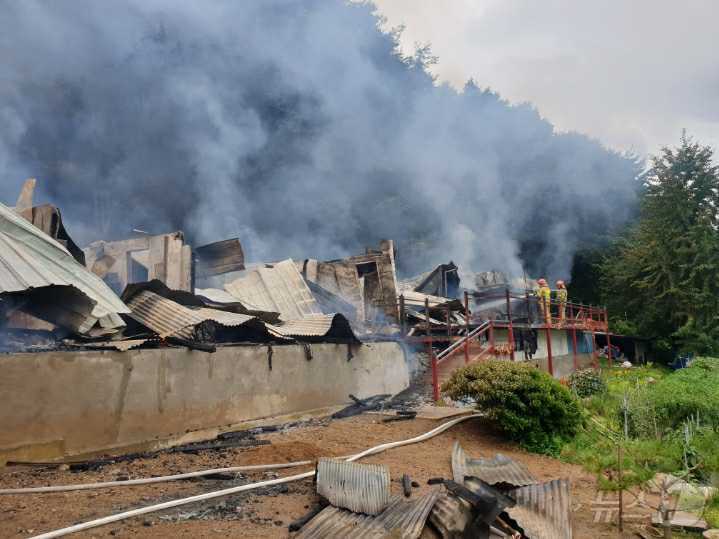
[28,414,481,539]
[0,462,313,494]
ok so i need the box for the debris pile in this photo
[288,442,573,538]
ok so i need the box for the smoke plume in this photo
[0,0,641,279]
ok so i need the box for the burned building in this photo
[83,232,193,295]
[298,240,399,323]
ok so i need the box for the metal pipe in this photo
[398,294,406,337]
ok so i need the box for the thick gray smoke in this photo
[0,0,640,278]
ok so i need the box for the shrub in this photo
[628,358,719,436]
[442,360,582,455]
[569,369,606,398]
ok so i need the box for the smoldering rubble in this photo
[0,179,544,354]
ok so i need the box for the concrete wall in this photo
[490,327,593,378]
[535,353,595,379]
[0,341,408,463]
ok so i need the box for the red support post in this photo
[570,303,578,372]
[464,291,470,364]
[545,324,554,377]
[426,298,439,401]
[506,288,515,361]
[489,320,495,355]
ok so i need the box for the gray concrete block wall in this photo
[0,341,409,463]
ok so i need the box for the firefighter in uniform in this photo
[556,280,568,324]
[536,278,552,325]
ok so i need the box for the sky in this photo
[372,0,719,157]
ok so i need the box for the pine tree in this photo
[601,134,719,354]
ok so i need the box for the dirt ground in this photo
[0,413,660,538]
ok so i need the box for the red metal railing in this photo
[417,290,611,401]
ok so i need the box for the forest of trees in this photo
[574,135,719,357]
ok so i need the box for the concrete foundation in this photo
[0,341,409,463]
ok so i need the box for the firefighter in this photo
[536,278,552,325]
[556,280,568,323]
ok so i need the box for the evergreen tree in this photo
[601,134,719,355]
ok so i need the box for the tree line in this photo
[572,134,719,357]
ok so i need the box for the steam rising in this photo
[0,0,640,278]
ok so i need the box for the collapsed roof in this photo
[121,280,358,345]
[0,201,130,335]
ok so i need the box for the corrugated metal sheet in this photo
[224,259,323,321]
[271,314,357,341]
[316,458,390,515]
[125,289,263,339]
[505,479,572,539]
[195,287,250,305]
[0,202,129,332]
[296,491,440,539]
[452,443,537,487]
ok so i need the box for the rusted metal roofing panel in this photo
[224,259,323,321]
[452,443,537,488]
[296,490,439,539]
[194,238,245,277]
[505,479,572,539]
[316,458,390,515]
[0,202,129,332]
[125,289,259,338]
[271,314,357,341]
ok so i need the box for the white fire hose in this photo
[23,414,481,538]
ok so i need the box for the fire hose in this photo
[23,414,481,538]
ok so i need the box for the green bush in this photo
[633,357,719,435]
[442,360,582,455]
[569,369,606,398]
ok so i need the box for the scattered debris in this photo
[316,458,391,515]
[331,394,392,419]
[402,474,412,498]
[295,491,439,539]
[194,238,245,280]
[288,500,330,532]
[504,479,573,539]
[382,411,417,423]
[451,442,537,488]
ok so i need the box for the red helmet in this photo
[537,278,548,286]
